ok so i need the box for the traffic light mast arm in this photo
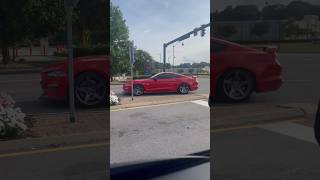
[162,23,210,72]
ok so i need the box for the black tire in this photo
[178,83,190,94]
[74,72,107,108]
[133,84,144,96]
[216,69,254,102]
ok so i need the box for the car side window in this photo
[167,74,180,79]
[155,73,168,79]
[211,41,226,53]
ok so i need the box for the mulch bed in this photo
[26,110,109,138]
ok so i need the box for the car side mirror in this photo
[152,78,157,81]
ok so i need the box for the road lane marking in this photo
[258,122,318,144]
[111,99,207,112]
[211,118,305,134]
[0,142,108,159]
[192,100,209,107]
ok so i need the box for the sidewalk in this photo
[212,103,306,129]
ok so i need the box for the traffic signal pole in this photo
[162,23,210,72]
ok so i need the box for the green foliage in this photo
[110,3,130,78]
[177,69,184,74]
[134,49,155,75]
[285,23,304,39]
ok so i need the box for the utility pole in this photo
[172,45,175,72]
[65,0,79,123]
[163,44,166,72]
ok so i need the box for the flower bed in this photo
[0,92,27,139]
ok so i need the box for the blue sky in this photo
[112,0,210,65]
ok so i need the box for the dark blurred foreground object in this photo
[314,99,320,145]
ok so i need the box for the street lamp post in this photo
[172,45,175,72]
[65,0,79,123]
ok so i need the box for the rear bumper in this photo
[256,62,282,92]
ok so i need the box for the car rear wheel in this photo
[178,83,190,94]
[133,85,144,96]
[218,69,254,102]
[75,72,106,108]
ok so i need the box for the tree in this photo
[261,4,286,20]
[250,22,269,40]
[188,68,194,75]
[0,0,29,64]
[285,23,304,39]
[74,0,108,47]
[110,3,130,80]
[0,0,68,64]
[177,69,184,74]
[134,49,154,75]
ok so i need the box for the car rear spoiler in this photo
[251,46,278,54]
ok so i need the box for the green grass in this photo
[278,42,320,53]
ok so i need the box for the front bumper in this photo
[40,78,67,100]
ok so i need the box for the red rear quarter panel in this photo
[210,38,282,98]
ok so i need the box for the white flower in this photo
[0,92,27,138]
[110,91,119,106]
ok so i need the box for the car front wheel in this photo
[133,85,144,96]
[75,72,107,108]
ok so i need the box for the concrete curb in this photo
[0,131,108,154]
[213,105,306,129]
[111,94,209,111]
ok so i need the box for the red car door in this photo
[154,73,178,92]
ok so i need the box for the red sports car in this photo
[123,72,198,96]
[41,56,109,107]
[209,37,282,105]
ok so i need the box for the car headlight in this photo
[47,71,66,77]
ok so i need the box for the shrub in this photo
[0,92,27,139]
[110,91,119,106]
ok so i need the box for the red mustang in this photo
[41,56,109,107]
[209,37,282,105]
[123,72,198,95]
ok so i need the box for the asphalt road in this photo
[110,100,210,164]
[213,121,320,179]
[0,144,107,180]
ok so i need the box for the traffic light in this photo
[201,25,206,37]
[193,28,199,36]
